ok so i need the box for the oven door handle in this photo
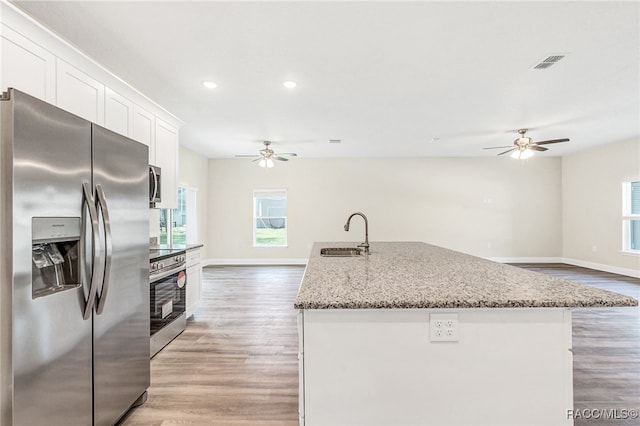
[150,264,186,283]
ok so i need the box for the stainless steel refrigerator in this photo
[0,88,150,425]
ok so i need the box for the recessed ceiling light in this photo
[203,81,217,89]
[283,81,297,89]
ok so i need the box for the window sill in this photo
[620,250,640,256]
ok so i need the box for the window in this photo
[160,187,197,245]
[622,181,640,253]
[254,190,287,247]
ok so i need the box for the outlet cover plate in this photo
[430,313,459,342]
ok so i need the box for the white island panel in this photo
[302,308,573,426]
[296,242,636,425]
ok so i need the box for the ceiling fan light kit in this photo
[235,141,298,168]
[510,148,533,160]
[483,128,570,160]
[259,158,274,168]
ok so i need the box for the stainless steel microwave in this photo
[149,165,161,207]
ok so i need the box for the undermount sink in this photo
[320,247,363,257]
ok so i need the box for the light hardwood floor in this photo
[119,264,639,426]
[119,265,304,426]
[515,264,640,426]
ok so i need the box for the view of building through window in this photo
[160,187,188,245]
[254,190,287,246]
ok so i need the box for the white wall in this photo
[207,157,563,262]
[562,138,640,275]
[179,145,209,257]
[149,146,209,253]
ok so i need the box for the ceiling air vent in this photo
[531,53,568,70]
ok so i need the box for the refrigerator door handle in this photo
[82,182,101,320]
[95,184,112,315]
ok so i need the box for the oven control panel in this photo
[149,251,187,277]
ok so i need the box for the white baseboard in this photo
[202,258,307,267]
[487,257,564,263]
[205,256,561,267]
[202,257,638,279]
[561,257,640,279]
[488,256,639,278]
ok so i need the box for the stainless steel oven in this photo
[149,250,186,357]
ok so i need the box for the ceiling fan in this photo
[483,129,570,159]
[235,141,298,168]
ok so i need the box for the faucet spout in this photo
[344,212,369,254]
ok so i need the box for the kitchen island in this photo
[294,242,637,426]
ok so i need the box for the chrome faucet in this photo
[344,212,370,254]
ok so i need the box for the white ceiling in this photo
[12,1,640,159]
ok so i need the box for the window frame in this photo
[621,180,640,254]
[160,186,196,245]
[253,189,288,248]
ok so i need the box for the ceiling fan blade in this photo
[534,138,569,146]
[483,145,514,150]
[497,148,516,156]
[276,153,298,157]
[273,156,289,162]
[252,157,263,162]
[529,145,548,152]
[235,154,260,158]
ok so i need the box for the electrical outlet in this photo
[430,313,459,342]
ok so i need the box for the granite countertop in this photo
[150,243,204,251]
[294,242,638,310]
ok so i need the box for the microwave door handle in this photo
[82,182,101,320]
[94,184,112,315]
[150,167,158,201]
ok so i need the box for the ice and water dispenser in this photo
[31,217,81,298]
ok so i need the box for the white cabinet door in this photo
[104,87,133,137]
[154,117,179,209]
[131,105,155,163]
[186,248,202,318]
[0,24,55,102]
[56,58,104,124]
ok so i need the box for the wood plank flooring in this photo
[514,264,640,426]
[119,266,304,426]
[119,264,639,426]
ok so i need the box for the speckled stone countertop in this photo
[294,242,638,309]
[150,243,204,251]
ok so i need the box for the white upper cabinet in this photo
[0,23,55,102]
[56,58,104,125]
[104,87,134,137]
[154,118,179,209]
[131,105,155,162]
[1,2,181,214]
